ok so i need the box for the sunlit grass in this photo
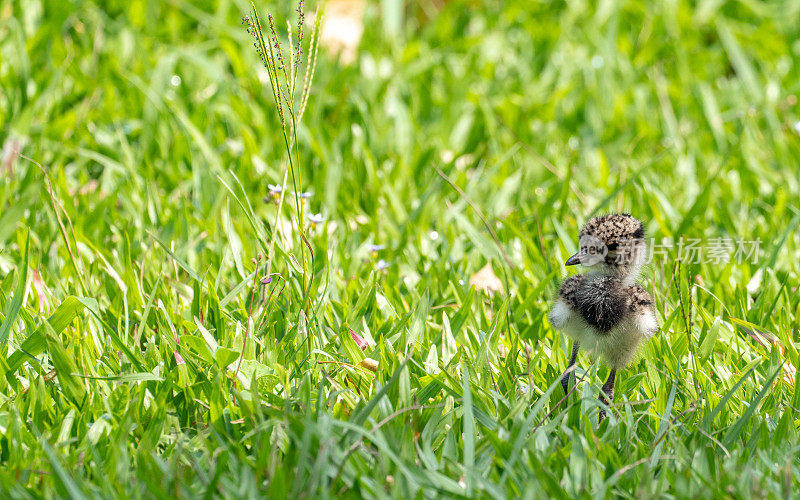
[0,0,799,497]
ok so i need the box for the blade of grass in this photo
[0,232,28,345]
[722,363,783,448]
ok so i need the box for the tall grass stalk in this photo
[244,1,322,351]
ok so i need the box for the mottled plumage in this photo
[579,213,645,246]
[551,275,657,369]
[549,214,658,420]
[575,276,627,332]
[568,213,648,280]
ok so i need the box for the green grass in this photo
[1,0,800,497]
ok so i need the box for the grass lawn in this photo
[1,0,800,497]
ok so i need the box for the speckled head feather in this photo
[579,213,644,244]
[566,213,648,278]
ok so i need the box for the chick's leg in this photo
[560,342,580,394]
[599,369,616,421]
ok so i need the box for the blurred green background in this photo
[1,0,799,497]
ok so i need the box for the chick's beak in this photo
[565,252,583,266]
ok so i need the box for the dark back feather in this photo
[575,276,627,333]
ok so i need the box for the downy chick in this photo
[549,214,658,419]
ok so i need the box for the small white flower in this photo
[375,259,390,270]
[568,136,579,150]
[307,213,325,224]
[266,184,284,204]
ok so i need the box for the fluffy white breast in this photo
[634,309,659,338]
[550,299,599,347]
[548,299,573,328]
[550,295,658,370]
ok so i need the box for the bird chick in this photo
[549,214,658,420]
